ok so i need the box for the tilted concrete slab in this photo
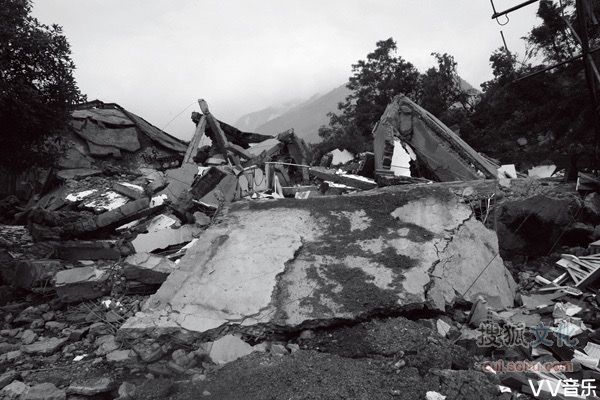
[121,181,516,338]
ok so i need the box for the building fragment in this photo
[373,94,499,182]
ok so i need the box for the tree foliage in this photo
[462,0,600,167]
[314,39,468,160]
[0,0,84,171]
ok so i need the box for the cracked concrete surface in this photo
[120,184,516,337]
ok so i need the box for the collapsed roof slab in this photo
[120,179,516,340]
[373,95,499,182]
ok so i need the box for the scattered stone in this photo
[24,382,66,400]
[1,381,29,399]
[88,322,110,338]
[193,211,211,227]
[0,343,19,354]
[191,374,206,382]
[299,330,315,340]
[426,391,447,400]
[22,337,68,355]
[0,372,19,390]
[29,319,44,329]
[21,329,38,345]
[95,335,119,355]
[208,335,254,365]
[54,266,109,303]
[117,382,136,399]
[171,349,195,368]
[41,311,55,321]
[4,350,21,362]
[45,321,67,331]
[436,320,451,338]
[202,390,211,396]
[106,349,136,363]
[68,377,115,396]
[286,343,300,353]
[270,343,288,356]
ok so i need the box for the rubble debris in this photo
[556,253,600,288]
[1,381,30,399]
[112,182,144,199]
[309,167,377,190]
[67,377,115,396]
[22,336,68,355]
[54,266,109,303]
[2,259,62,290]
[24,382,65,400]
[56,168,102,181]
[121,181,516,336]
[55,240,121,260]
[131,225,200,254]
[123,253,178,285]
[372,94,498,181]
[208,334,255,365]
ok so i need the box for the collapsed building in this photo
[0,96,600,399]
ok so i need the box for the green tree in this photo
[0,0,84,171]
[420,52,470,117]
[463,0,599,167]
[316,38,462,160]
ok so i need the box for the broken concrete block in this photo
[193,212,211,227]
[95,197,150,228]
[113,182,144,200]
[67,377,115,396]
[75,121,140,152]
[87,141,122,157]
[190,167,229,200]
[55,240,120,260]
[121,182,516,337]
[146,214,180,233]
[24,382,66,400]
[1,381,30,399]
[158,163,198,203]
[0,372,19,390]
[131,225,199,254]
[208,335,254,365]
[124,253,178,284]
[22,337,68,355]
[95,334,119,355]
[56,168,102,181]
[54,266,109,303]
[106,349,137,363]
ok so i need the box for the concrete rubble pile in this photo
[0,96,600,399]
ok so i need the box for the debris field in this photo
[1,96,600,399]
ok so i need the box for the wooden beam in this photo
[198,99,241,168]
[183,114,206,164]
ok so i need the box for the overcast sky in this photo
[32,0,540,140]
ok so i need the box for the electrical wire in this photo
[160,101,195,132]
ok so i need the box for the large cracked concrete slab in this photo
[121,183,516,338]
